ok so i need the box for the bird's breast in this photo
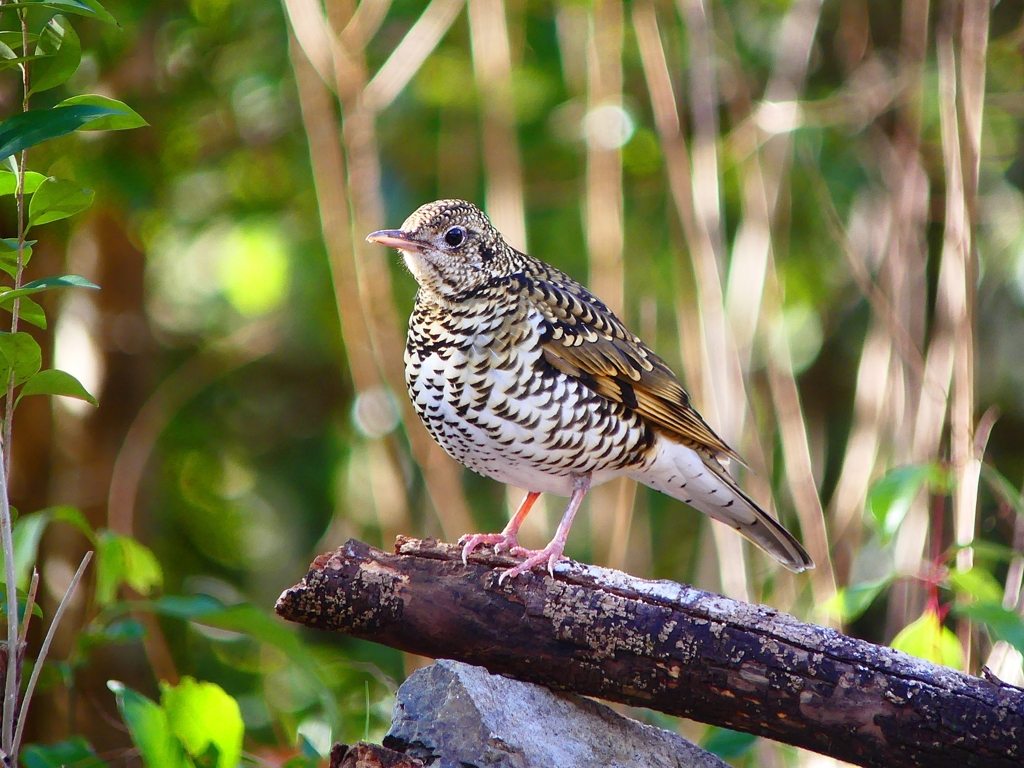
[404,297,652,493]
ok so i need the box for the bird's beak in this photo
[366,229,423,251]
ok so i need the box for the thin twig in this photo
[0,443,20,754]
[12,552,92,756]
[17,570,37,647]
[468,0,526,251]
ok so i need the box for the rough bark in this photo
[277,538,1024,768]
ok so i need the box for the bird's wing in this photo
[524,270,739,461]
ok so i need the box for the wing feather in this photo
[528,270,739,461]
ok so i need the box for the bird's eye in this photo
[444,227,466,248]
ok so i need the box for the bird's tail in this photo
[628,437,814,573]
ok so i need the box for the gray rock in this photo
[384,660,729,768]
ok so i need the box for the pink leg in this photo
[500,475,591,583]
[460,491,541,565]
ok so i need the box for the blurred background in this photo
[3,0,1024,764]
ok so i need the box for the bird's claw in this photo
[458,532,521,565]
[498,545,566,583]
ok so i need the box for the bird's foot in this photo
[499,543,567,584]
[459,531,521,565]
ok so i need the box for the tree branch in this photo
[277,538,1024,768]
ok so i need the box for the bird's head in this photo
[366,200,515,301]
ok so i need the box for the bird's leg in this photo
[459,491,541,564]
[501,475,592,582]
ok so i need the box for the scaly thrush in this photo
[367,200,813,580]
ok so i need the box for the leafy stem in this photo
[1,5,30,758]
[5,5,29,482]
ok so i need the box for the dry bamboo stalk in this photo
[893,5,980,630]
[340,0,392,51]
[935,11,976,575]
[583,0,636,570]
[362,0,466,112]
[289,37,379,393]
[828,321,892,577]
[284,0,475,540]
[713,2,836,599]
[763,281,838,608]
[951,0,989,577]
[677,0,725,273]
[885,0,933,622]
[724,0,823,369]
[345,77,477,544]
[289,31,414,546]
[676,0,753,601]
[585,0,624,318]
[468,0,527,251]
[632,2,747,598]
[958,0,990,209]
[633,4,722,419]
[986,513,1024,685]
[887,0,932,454]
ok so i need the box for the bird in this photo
[367,200,813,581]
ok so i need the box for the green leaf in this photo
[1,1,118,25]
[0,331,41,388]
[196,603,306,658]
[101,617,147,643]
[0,583,44,620]
[0,506,93,590]
[96,531,163,606]
[867,464,939,542]
[0,171,46,196]
[891,608,965,669]
[0,104,128,162]
[57,95,148,131]
[107,682,193,768]
[0,54,47,71]
[21,736,109,768]
[10,510,51,589]
[0,237,33,251]
[124,596,341,727]
[27,177,94,226]
[702,727,758,759]
[78,616,147,656]
[0,32,40,51]
[947,567,1005,605]
[48,504,96,542]
[17,368,97,407]
[822,576,893,622]
[0,239,32,278]
[134,594,225,620]
[6,295,46,329]
[0,274,99,303]
[30,15,81,95]
[161,677,244,768]
[953,601,1024,656]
